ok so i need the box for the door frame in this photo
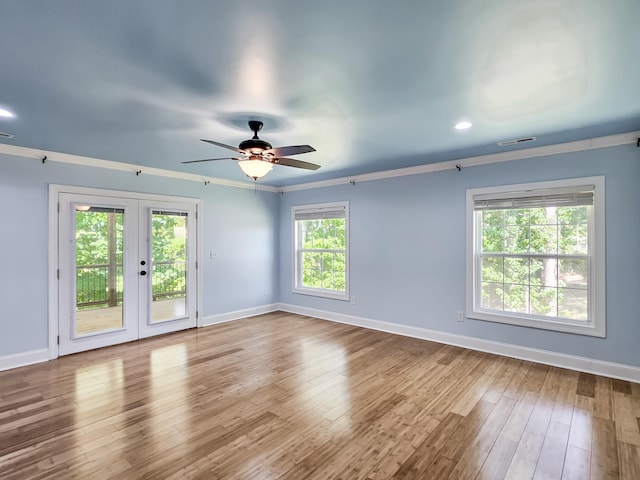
[48,184,203,359]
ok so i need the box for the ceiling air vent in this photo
[0,131,14,139]
[497,136,536,147]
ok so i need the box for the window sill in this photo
[467,310,605,337]
[292,287,349,301]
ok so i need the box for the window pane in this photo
[481,256,503,283]
[481,283,503,310]
[559,258,588,289]
[504,284,529,314]
[559,224,588,254]
[558,206,587,224]
[303,268,321,288]
[483,210,504,227]
[558,288,588,320]
[328,219,346,249]
[302,222,314,248]
[150,212,187,323]
[505,209,529,226]
[321,252,332,271]
[302,251,314,269]
[504,257,528,285]
[483,226,504,253]
[531,287,557,317]
[504,226,529,254]
[75,209,124,336]
[529,225,558,254]
[530,258,558,287]
[529,207,557,225]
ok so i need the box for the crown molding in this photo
[278,130,640,193]
[0,143,280,193]
[2,130,638,194]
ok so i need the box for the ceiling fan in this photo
[183,120,320,180]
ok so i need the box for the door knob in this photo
[140,271,147,276]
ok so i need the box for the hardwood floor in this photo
[1,312,639,479]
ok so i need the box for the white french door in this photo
[57,191,198,356]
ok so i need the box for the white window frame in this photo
[292,201,349,301]
[466,176,605,337]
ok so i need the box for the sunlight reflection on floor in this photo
[298,338,351,434]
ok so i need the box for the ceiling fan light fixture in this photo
[238,159,273,180]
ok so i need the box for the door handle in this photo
[140,270,147,276]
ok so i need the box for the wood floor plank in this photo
[532,420,571,479]
[561,445,590,480]
[0,312,637,479]
[594,376,614,420]
[613,392,640,446]
[476,435,519,480]
[568,395,593,453]
[577,372,597,398]
[618,441,640,480]
[591,417,620,480]
[504,430,545,480]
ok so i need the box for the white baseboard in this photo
[0,349,49,372]
[200,304,279,327]
[277,303,640,384]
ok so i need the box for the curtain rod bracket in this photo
[204,180,210,186]
[42,155,47,164]
[456,164,461,172]
[135,170,142,176]
[349,180,356,186]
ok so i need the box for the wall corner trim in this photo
[0,349,49,372]
[276,303,640,384]
[201,304,279,327]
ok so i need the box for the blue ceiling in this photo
[1,0,638,186]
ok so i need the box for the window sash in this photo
[475,252,591,323]
[296,221,346,293]
[474,200,593,323]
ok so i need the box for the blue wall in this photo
[0,154,279,356]
[2,142,639,368]
[278,144,640,367]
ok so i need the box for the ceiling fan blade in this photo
[273,157,321,170]
[264,145,316,157]
[182,157,241,164]
[200,139,244,153]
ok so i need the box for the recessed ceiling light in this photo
[455,121,472,130]
[0,108,15,118]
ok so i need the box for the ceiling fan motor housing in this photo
[239,138,272,155]
[239,120,272,155]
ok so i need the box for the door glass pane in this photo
[150,211,187,323]
[75,206,124,336]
